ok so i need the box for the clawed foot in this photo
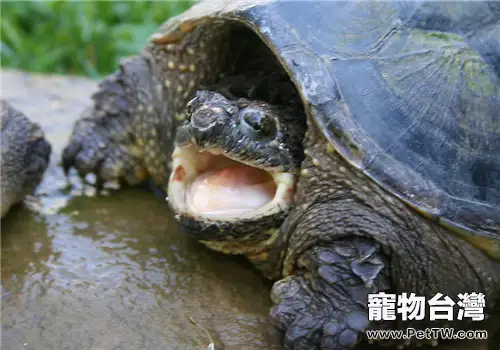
[62,107,147,189]
[270,240,390,349]
[61,56,158,189]
[270,274,369,350]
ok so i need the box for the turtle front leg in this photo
[269,119,500,349]
[62,54,170,188]
[270,237,391,350]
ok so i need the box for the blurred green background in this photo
[1,1,195,78]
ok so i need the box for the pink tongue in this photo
[188,166,276,216]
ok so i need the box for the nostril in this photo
[191,107,227,129]
[186,98,197,115]
[186,92,208,115]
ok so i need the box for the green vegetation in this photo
[1,1,195,78]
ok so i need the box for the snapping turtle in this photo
[1,101,51,218]
[62,1,500,349]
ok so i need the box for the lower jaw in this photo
[175,211,287,255]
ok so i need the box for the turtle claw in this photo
[62,110,147,189]
[270,239,391,350]
[62,54,161,191]
[61,142,81,176]
[270,275,364,350]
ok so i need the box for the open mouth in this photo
[168,145,296,222]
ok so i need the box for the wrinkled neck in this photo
[245,227,290,281]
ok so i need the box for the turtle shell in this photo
[155,0,500,259]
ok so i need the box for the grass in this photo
[1,1,195,78]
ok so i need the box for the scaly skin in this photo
[1,100,51,218]
[62,24,231,188]
[268,119,500,349]
[61,23,500,349]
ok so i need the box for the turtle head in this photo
[167,91,305,258]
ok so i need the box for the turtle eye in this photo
[239,107,277,139]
